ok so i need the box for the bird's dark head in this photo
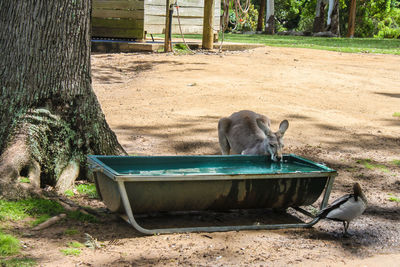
[353,183,367,203]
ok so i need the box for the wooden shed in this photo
[92,0,221,40]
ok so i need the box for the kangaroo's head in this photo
[256,119,289,162]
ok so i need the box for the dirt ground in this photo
[15,45,400,266]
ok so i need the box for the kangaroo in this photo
[218,110,289,161]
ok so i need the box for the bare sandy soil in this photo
[14,46,400,266]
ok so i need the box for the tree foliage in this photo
[241,0,400,37]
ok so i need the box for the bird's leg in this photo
[342,221,347,234]
[343,221,353,237]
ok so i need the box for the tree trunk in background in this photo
[347,0,357,37]
[328,0,340,36]
[265,0,275,34]
[221,0,230,32]
[257,0,266,32]
[0,1,125,199]
[313,0,326,32]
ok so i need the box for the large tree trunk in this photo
[0,1,126,199]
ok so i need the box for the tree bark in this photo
[313,0,326,33]
[265,0,275,34]
[328,0,340,36]
[257,0,266,32]
[0,1,125,199]
[347,0,357,37]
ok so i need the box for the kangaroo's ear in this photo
[279,120,289,135]
[256,118,272,136]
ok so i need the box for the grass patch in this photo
[0,258,36,267]
[173,43,192,54]
[391,159,400,166]
[64,189,75,197]
[75,184,98,199]
[19,177,30,184]
[64,228,79,236]
[356,159,390,172]
[393,112,400,118]
[388,193,400,203]
[60,248,81,256]
[163,34,400,55]
[68,241,84,248]
[0,198,98,226]
[31,214,52,227]
[0,231,20,256]
[0,198,64,222]
[67,210,98,223]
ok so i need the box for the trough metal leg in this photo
[117,174,336,235]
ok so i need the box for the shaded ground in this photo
[11,46,400,266]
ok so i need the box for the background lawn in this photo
[167,33,400,55]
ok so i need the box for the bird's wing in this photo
[324,197,366,221]
[317,193,352,218]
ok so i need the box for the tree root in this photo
[0,109,81,198]
[0,133,41,199]
[32,214,67,231]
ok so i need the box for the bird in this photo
[317,183,367,235]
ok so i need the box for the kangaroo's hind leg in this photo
[218,117,231,155]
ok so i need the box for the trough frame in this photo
[88,154,337,235]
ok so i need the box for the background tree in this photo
[0,1,125,199]
[257,0,266,31]
[313,0,327,32]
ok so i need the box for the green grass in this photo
[60,248,81,256]
[356,159,390,172]
[0,231,20,256]
[65,183,98,199]
[19,177,30,184]
[64,189,75,197]
[67,241,84,248]
[0,199,64,221]
[75,184,98,199]
[67,210,98,223]
[391,159,400,166]
[173,43,192,54]
[0,258,36,267]
[64,228,79,236]
[165,33,400,55]
[0,198,98,226]
[393,112,400,118]
[31,215,52,227]
[388,193,400,203]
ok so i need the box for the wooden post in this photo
[202,0,214,50]
[164,0,172,52]
[347,0,357,38]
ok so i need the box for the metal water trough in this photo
[88,154,337,234]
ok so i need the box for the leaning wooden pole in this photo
[347,0,357,37]
[202,0,214,50]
